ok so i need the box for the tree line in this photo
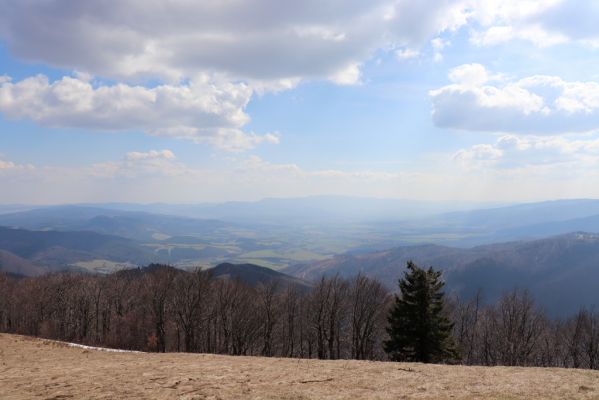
[0,263,597,369]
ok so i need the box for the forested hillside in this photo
[287,232,599,315]
[0,226,158,272]
[2,264,598,369]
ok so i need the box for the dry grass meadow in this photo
[1,333,599,399]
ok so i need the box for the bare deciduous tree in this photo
[1,268,598,369]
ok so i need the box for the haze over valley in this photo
[2,197,599,316]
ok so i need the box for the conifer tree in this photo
[384,261,458,363]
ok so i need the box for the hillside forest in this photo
[1,264,598,369]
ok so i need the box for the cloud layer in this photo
[0,0,386,83]
[5,1,585,83]
[3,147,599,204]
[2,1,599,203]
[2,1,597,150]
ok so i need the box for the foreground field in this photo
[1,334,599,400]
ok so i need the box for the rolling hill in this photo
[400,199,599,246]
[422,199,599,229]
[4,199,599,270]
[0,249,48,276]
[210,262,312,291]
[0,226,159,273]
[285,232,599,315]
[0,206,233,241]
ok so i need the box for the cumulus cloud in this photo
[447,63,494,85]
[0,74,279,150]
[388,0,472,46]
[468,0,599,47]
[454,134,599,169]
[124,150,175,162]
[430,64,599,134]
[454,144,504,167]
[470,24,568,47]
[0,0,569,85]
[395,48,420,60]
[0,0,388,83]
[0,1,591,86]
[91,149,197,179]
[0,0,594,152]
[537,0,599,45]
[431,37,449,62]
[329,63,362,86]
[0,1,492,149]
[0,158,34,172]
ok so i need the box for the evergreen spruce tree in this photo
[384,261,459,363]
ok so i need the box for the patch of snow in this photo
[47,338,143,353]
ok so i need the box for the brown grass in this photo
[1,333,599,399]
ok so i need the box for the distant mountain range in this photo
[411,199,599,246]
[0,206,232,241]
[67,196,500,223]
[3,198,599,263]
[284,232,599,315]
[2,198,599,315]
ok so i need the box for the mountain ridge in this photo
[285,232,599,315]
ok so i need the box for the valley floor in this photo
[1,334,598,400]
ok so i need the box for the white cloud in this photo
[0,74,280,151]
[3,149,599,204]
[470,24,568,47]
[468,0,599,47]
[0,151,429,203]
[431,37,449,62]
[0,0,572,86]
[329,63,362,85]
[0,159,16,170]
[0,0,596,156]
[0,0,478,84]
[388,0,472,46]
[448,63,492,85]
[92,150,188,178]
[0,157,34,172]
[0,1,591,88]
[454,134,599,170]
[395,48,420,60]
[124,150,175,162]
[240,155,401,182]
[454,144,503,167]
[0,1,511,150]
[430,64,599,134]
[0,0,390,84]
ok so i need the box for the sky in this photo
[1,0,599,204]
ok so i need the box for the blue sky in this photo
[1,0,599,204]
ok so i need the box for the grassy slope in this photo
[1,334,598,399]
